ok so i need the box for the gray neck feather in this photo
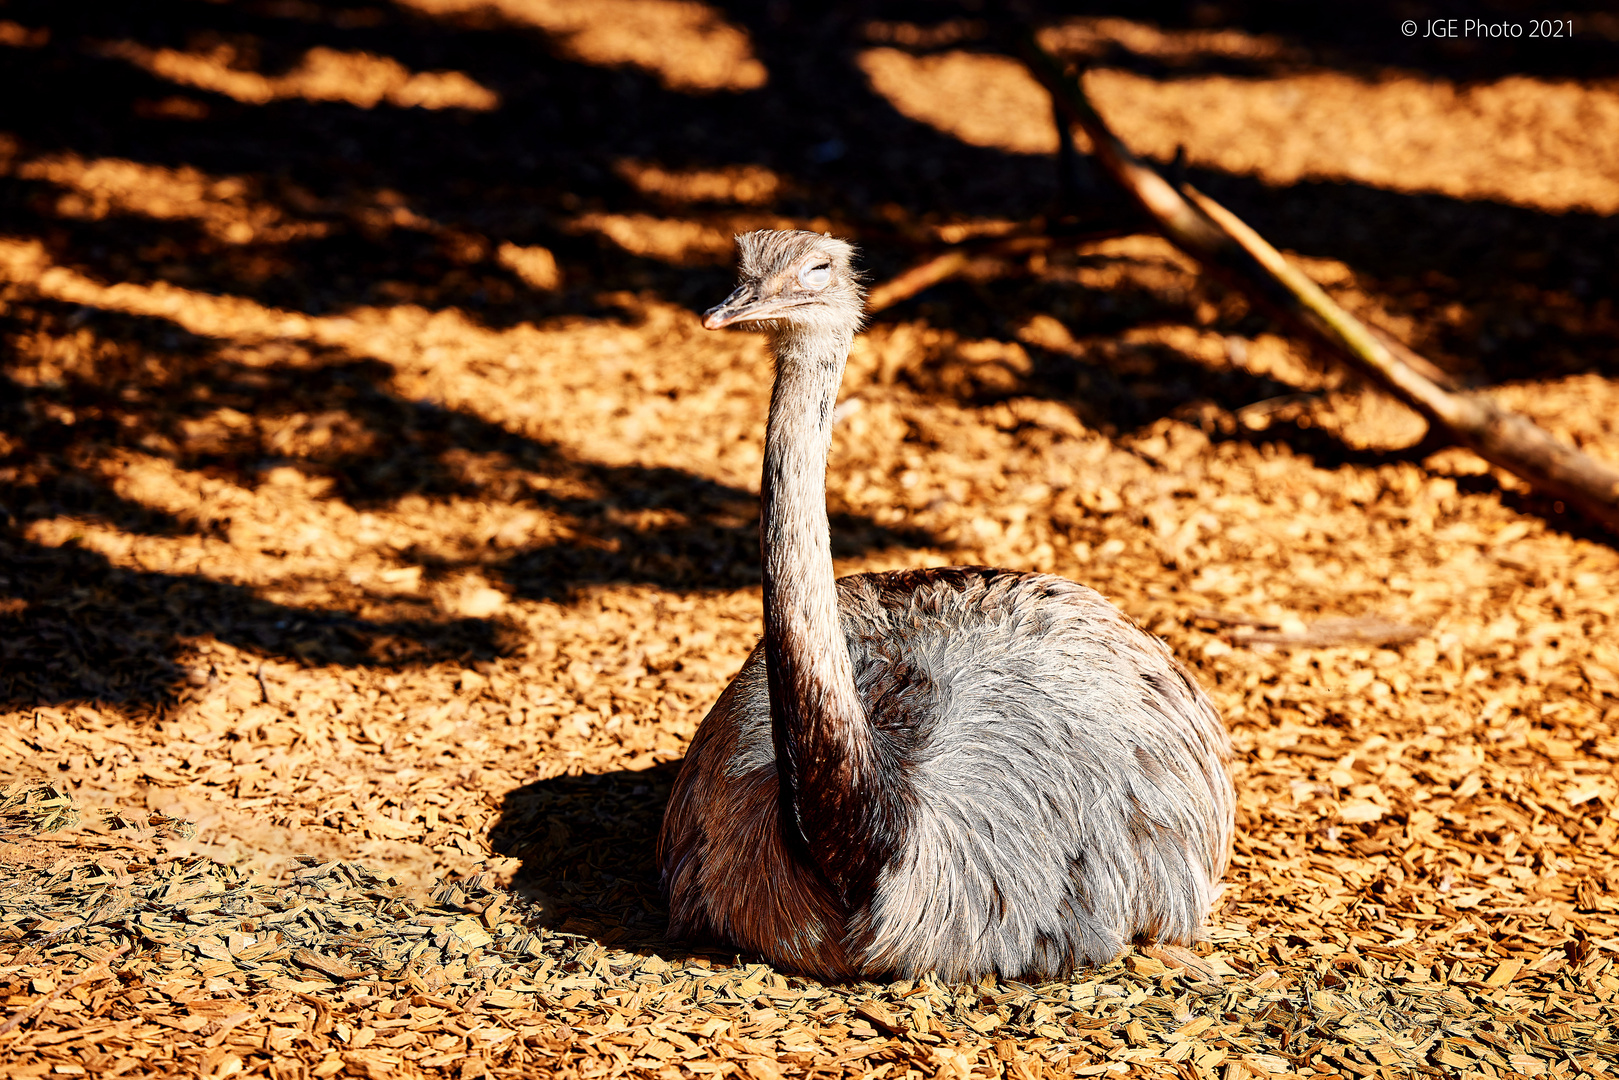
[761,322,871,815]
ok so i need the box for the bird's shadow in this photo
[488,761,685,949]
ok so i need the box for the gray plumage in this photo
[658,230,1234,981]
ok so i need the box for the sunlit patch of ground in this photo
[397,0,768,93]
[1,2,1617,1078]
[861,19,1619,214]
[100,41,500,111]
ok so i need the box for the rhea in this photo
[657,230,1234,981]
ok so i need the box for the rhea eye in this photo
[799,263,832,289]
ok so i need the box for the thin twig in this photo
[1015,29,1619,536]
[866,250,970,314]
[1191,609,1280,629]
[1230,617,1427,649]
[255,661,276,706]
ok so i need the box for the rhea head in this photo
[702,230,865,336]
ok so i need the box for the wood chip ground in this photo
[2,4,1618,1079]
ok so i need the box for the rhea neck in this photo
[760,317,886,900]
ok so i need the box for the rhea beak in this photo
[702,285,796,329]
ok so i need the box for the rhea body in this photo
[657,230,1234,981]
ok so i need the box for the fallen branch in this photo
[1015,30,1619,537]
[866,226,1134,314]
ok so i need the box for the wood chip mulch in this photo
[5,2,1619,1078]
[4,752,1618,1080]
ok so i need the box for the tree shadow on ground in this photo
[0,289,935,708]
[1000,0,1618,85]
[0,531,510,708]
[1204,415,1613,543]
[7,0,1610,361]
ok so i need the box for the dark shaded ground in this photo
[4,0,1616,712]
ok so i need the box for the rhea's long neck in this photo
[760,321,879,899]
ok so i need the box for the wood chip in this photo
[853,1000,908,1035]
[292,948,366,982]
